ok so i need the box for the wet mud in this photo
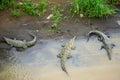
[0,29,120,80]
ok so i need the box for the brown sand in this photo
[39,66,120,80]
[0,63,120,80]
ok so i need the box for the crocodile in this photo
[3,33,36,49]
[87,30,115,60]
[57,36,76,75]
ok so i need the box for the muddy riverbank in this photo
[0,29,120,80]
[0,0,120,80]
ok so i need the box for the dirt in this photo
[0,0,120,57]
[0,1,120,80]
[0,64,120,80]
[0,0,120,56]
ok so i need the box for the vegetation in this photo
[107,0,117,5]
[45,29,54,33]
[21,0,38,16]
[106,0,120,5]
[37,0,47,16]
[0,0,12,10]
[11,10,21,17]
[70,0,116,17]
[0,0,64,28]
[50,5,64,28]
[0,0,118,29]
[0,0,118,18]
[21,0,47,16]
[0,0,47,16]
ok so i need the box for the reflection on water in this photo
[0,29,120,80]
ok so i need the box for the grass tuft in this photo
[70,0,116,17]
[50,5,64,28]
[11,10,21,17]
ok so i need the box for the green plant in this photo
[50,5,64,28]
[9,1,20,9]
[21,0,47,16]
[106,0,117,5]
[45,29,54,33]
[0,0,21,10]
[0,0,12,10]
[37,0,47,16]
[0,5,4,10]
[21,0,38,15]
[70,0,116,17]
[0,0,48,16]
[11,10,21,17]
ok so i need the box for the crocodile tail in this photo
[3,37,13,45]
[87,36,90,42]
[61,59,69,75]
[107,51,111,60]
[26,33,36,47]
[106,48,112,60]
[3,37,8,41]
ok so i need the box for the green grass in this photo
[21,0,38,16]
[0,0,117,18]
[0,0,12,10]
[45,29,54,33]
[0,0,47,16]
[37,0,47,16]
[70,0,116,17]
[107,0,120,6]
[50,5,64,28]
[106,0,118,5]
[11,10,21,17]
[107,0,117,4]
[21,0,47,16]
[0,0,65,28]
[0,0,20,9]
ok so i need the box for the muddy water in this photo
[0,30,120,80]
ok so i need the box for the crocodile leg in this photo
[112,44,115,48]
[71,47,75,50]
[23,40,26,42]
[61,45,65,47]
[16,48,25,51]
[57,54,62,58]
[100,45,105,50]
[98,37,103,42]
[14,38,16,40]
[107,35,111,38]
[23,45,27,49]
[67,56,72,59]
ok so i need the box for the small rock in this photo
[47,14,53,19]
[36,30,39,32]
[80,14,84,18]
[19,2,23,5]
[117,20,120,26]
[61,39,63,42]
[22,24,28,26]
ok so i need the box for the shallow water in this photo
[0,29,120,80]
